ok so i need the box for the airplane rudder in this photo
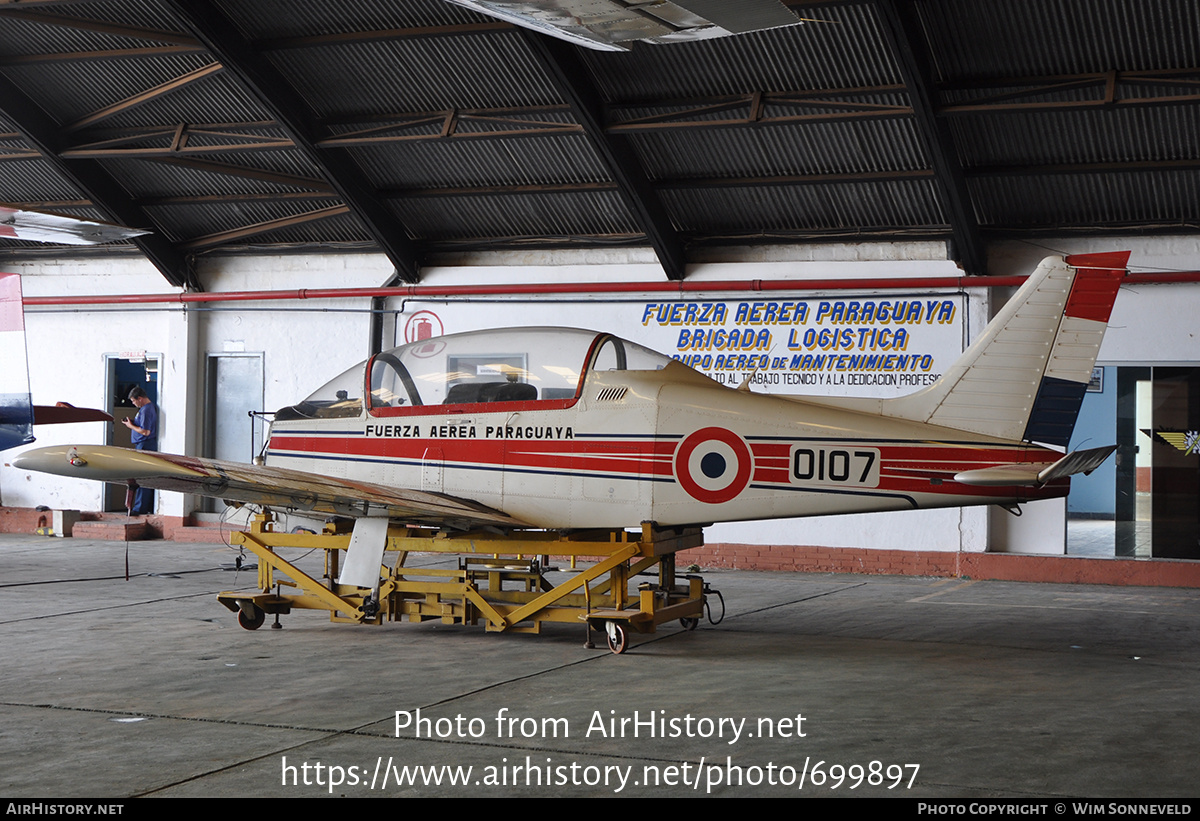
[1023,252,1129,447]
[1061,251,1130,324]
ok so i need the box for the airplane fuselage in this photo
[265,352,1064,530]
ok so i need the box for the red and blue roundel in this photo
[674,427,753,504]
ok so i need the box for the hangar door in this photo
[202,353,264,512]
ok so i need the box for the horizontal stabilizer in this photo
[1036,444,1117,485]
[33,403,112,425]
[955,445,1116,487]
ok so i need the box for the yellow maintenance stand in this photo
[216,512,718,654]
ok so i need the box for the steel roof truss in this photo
[64,62,223,133]
[147,155,335,193]
[517,29,686,281]
[875,0,985,276]
[162,0,423,282]
[0,70,196,288]
[0,9,199,46]
[179,204,351,250]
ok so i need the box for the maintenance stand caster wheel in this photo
[605,622,628,655]
[237,606,266,631]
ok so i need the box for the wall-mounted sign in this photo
[403,292,969,398]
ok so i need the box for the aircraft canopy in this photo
[276,327,669,420]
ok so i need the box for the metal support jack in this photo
[217,512,715,654]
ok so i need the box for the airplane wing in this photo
[11,445,528,530]
[445,0,802,51]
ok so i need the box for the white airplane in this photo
[14,252,1126,588]
[445,0,807,51]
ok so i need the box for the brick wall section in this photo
[693,543,1200,589]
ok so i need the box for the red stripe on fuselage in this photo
[269,435,678,477]
[270,435,1065,501]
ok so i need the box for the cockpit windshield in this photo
[276,328,670,421]
[368,327,669,412]
[275,363,364,421]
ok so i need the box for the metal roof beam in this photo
[179,205,351,250]
[147,156,334,192]
[517,29,686,281]
[381,181,620,199]
[940,69,1200,114]
[161,0,423,283]
[377,169,933,199]
[0,71,196,288]
[143,191,336,206]
[0,45,206,65]
[609,90,912,132]
[63,123,293,158]
[64,62,223,132]
[875,0,985,276]
[0,9,199,45]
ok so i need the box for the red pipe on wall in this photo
[20,271,1200,307]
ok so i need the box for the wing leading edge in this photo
[11,445,527,529]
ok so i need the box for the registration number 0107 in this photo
[791,447,880,488]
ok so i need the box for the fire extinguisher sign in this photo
[404,311,443,343]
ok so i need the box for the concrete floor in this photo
[2,532,1198,798]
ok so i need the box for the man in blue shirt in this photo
[122,386,157,515]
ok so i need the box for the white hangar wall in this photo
[3,254,390,515]
[3,259,181,513]
[3,236,1198,557]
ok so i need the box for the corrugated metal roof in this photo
[921,0,1200,80]
[972,171,1200,227]
[390,189,636,239]
[661,178,945,234]
[582,4,899,102]
[0,0,1196,276]
[266,33,559,116]
[632,119,928,179]
[950,106,1200,168]
[144,196,357,242]
[346,135,611,188]
[227,0,485,40]
[104,156,329,199]
[0,53,221,125]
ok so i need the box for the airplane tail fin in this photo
[880,252,1129,446]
